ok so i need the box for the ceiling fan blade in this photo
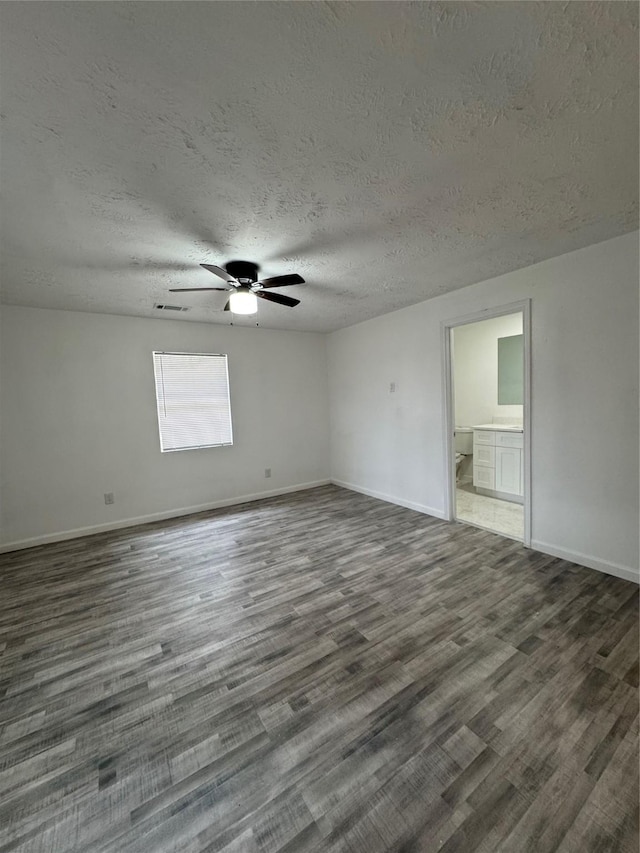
[258,273,305,288]
[224,299,231,311]
[169,287,230,292]
[200,263,237,283]
[257,290,300,308]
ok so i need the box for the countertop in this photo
[472,424,524,432]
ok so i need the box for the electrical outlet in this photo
[104,492,115,505]
[390,382,396,393]
[264,468,272,479]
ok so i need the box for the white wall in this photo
[328,232,639,582]
[0,307,329,547]
[453,313,523,429]
[2,233,638,583]
[0,301,2,534]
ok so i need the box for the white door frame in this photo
[441,299,532,547]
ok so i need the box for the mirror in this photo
[497,334,523,404]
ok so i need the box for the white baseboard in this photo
[4,483,635,588]
[530,539,639,585]
[330,482,638,585]
[331,479,447,520]
[0,480,331,553]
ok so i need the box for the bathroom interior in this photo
[452,312,525,541]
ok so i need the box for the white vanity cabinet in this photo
[473,427,523,502]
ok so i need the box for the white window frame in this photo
[152,351,233,453]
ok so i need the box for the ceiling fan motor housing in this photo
[225,260,259,283]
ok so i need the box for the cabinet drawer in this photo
[495,431,523,449]
[473,465,495,490]
[473,430,495,446]
[473,445,495,467]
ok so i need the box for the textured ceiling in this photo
[0,1,637,332]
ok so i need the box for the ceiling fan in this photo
[170,260,304,314]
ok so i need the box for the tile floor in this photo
[456,483,524,540]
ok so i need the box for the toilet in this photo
[454,427,473,479]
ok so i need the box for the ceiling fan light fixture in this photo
[229,289,258,315]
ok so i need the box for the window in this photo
[152,352,233,452]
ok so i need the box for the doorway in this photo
[442,301,531,545]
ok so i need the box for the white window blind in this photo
[152,352,233,452]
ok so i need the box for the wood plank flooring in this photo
[0,485,638,853]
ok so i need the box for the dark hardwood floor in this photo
[1,485,638,853]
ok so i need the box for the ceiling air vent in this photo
[154,303,189,312]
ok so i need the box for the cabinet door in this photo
[495,447,521,495]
